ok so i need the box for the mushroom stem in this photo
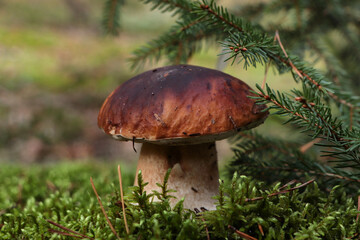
[134,142,219,210]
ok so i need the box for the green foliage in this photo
[126,0,360,188]
[0,163,133,239]
[1,165,359,239]
[227,131,360,192]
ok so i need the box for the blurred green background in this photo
[0,0,296,166]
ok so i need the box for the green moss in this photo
[0,164,359,239]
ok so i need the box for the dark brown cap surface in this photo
[98,65,268,144]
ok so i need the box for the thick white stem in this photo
[134,142,219,210]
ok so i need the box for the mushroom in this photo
[98,65,268,210]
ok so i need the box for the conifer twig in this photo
[228,225,257,240]
[274,30,303,79]
[278,180,298,191]
[118,165,129,234]
[195,208,210,240]
[47,219,94,240]
[90,177,120,239]
[257,223,264,236]
[245,179,315,202]
[299,138,322,153]
[48,229,84,239]
[275,32,356,110]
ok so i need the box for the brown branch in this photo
[257,223,264,236]
[257,92,317,128]
[275,32,357,111]
[118,165,129,234]
[299,138,322,153]
[257,92,348,147]
[228,225,258,240]
[278,180,298,191]
[179,19,203,32]
[90,177,120,239]
[306,39,357,127]
[48,229,84,239]
[47,219,94,240]
[245,179,315,202]
[194,208,210,240]
[275,31,304,79]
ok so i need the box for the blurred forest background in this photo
[0,0,304,165]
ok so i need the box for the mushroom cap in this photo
[98,65,268,145]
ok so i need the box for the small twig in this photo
[202,217,210,240]
[275,30,303,79]
[278,180,298,191]
[299,138,322,153]
[245,179,315,202]
[257,92,316,128]
[257,223,264,236]
[118,165,129,234]
[46,219,94,240]
[90,177,120,239]
[279,34,356,111]
[228,225,258,240]
[194,208,210,240]
[48,229,84,239]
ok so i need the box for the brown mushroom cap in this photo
[98,65,268,145]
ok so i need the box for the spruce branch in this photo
[130,15,224,69]
[130,27,216,69]
[102,0,124,36]
[227,132,360,189]
[254,84,360,169]
[196,1,359,114]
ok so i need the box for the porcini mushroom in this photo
[98,65,268,210]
